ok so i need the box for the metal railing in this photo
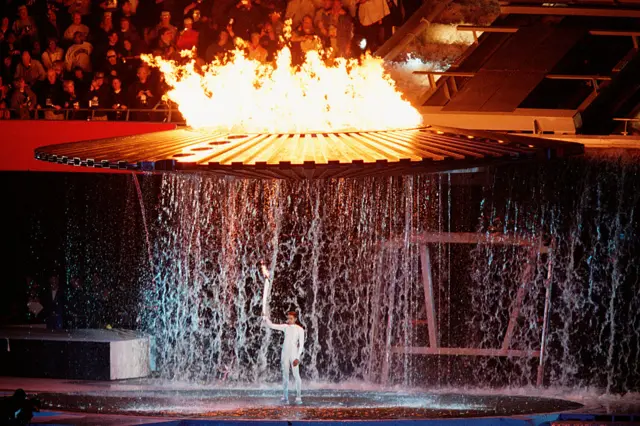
[1,106,186,124]
[613,117,640,136]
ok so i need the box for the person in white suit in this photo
[263,311,305,404]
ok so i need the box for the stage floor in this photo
[1,376,639,425]
[0,377,586,420]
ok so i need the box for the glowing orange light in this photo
[142,27,423,134]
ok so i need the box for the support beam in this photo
[589,30,640,37]
[383,232,550,253]
[501,261,533,351]
[500,5,640,17]
[420,245,438,348]
[537,255,554,386]
[413,232,550,253]
[545,74,612,81]
[613,117,640,136]
[413,71,476,77]
[391,346,541,357]
[545,74,612,93]
[456,25,520,33]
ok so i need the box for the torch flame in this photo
[143,34,423,133]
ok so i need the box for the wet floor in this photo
[1,377,583,420]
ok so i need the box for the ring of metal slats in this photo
[34,126,583,179]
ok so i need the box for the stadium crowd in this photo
[0,0,412,120]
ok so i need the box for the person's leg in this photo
[292,361,302,401]
[281,355,290,401]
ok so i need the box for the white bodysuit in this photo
[264,318,305,400]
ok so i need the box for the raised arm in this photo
[263,316,286,331]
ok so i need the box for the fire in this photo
[143,37,423,133]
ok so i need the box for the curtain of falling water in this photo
[140,154,640,392]
[469,153,640,393]
[142,175,432,384]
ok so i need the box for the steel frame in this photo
[380,232,553,386]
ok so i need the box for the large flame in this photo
[143,38,423,133]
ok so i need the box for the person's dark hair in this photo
[158,27,172,38]
[13,389,27,400]
[287,311,297,318]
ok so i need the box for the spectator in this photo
[139,27,153,52]
[357,0,389,52]
[43,274,64,329]
[205,29,233,62]
[24,277,44,323]
[0,16,10,40]
[176,17,199,51]
[12,5,39,44]
[190,8,208,33]
[129,65,156,116]
[42,8,63,41]
[260,22,279,60]
[0,99,9,119]
[52,59,66,81]
[62,79,84,118]
[154,11,178,41]
[87,71,110,119]
[99,0,120,14]
[104,48,127,81]
[119,16,140,44]
[247,31,267,61]
[121,38,140,74]
[96,30,121,67]
[0,75,10,119]
[291,15,322,53]
[211,0,239,30]
[109,76,128,119]
[314,0,332,34]
[183,0,214,21]
[66,0,92,17]
[31,40,42,59]
[15,51,46,86]
[285,0,316,29]
[95,11,115,46]
[324,0,352,57]
[0,75,8,104]
[153,27,178,60]
[267,9,284,36]
[10,77,37,119]
[72,66,90,96]
[1,32,22,62]
[65,31,93,71]
[64,12,90,41]
[117,0,139,28]
[37,68,65,119]
[42,38,65,70]
[1,56,14,87]
[228,0,265,41]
